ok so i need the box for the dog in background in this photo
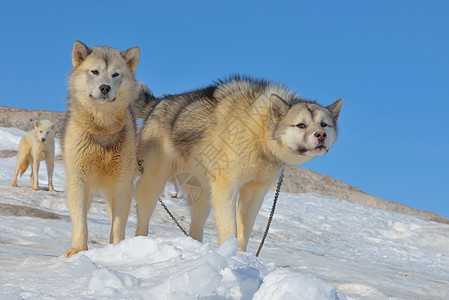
[12,119,56,192]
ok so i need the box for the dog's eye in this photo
[321,122,328,128]
[296,123,306,129]
[91,70,99,75]
[112,72,120,78]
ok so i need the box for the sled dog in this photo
[135,76,343,251]
[12,119,56,191]
[62,40,140,257]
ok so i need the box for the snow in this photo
[1,126,449,299]
[0,127,27,151]
[253,269,338,300]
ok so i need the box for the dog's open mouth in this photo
[89,95,116,103]
[296,144,328,155]
[313,144,327,153]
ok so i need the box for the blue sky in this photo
[1,1,448,218]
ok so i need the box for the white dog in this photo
[12,120,56,192]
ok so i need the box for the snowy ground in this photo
[1,127,449,299]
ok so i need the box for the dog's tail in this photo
[131,82,159,119]
[19,160,29,177]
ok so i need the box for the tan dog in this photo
[12,120,56,191]
[134,76,342,251]
[62,41,140,257]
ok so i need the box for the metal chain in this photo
[158,197,189,236]
[255,164,285,257]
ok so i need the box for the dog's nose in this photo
[99,84,111,95]
[313,131,327,139]
[41,138,46,142]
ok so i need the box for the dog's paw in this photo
[12,182,17,187]
[65,247,86,258]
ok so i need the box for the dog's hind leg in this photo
[135,155,172,237]
[12,154,26,187]
[189,187,210,242]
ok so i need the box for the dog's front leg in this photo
[46,153,55,192]
[210,178,240,246]
[236,180,272,251]
[108,181,132,244]
[31,158,40,190]
[65,178,90,257]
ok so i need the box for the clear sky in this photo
[1,1,448,218]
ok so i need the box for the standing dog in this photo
[12,120,56,191]
[134,76,342,251]
[62,41,140,257]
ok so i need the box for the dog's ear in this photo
[327,98,343,124]
[71,40,91,68]
[50,123,56,130]
[122,47,140,73]
[270,94,290,119]
[34,120,40,128]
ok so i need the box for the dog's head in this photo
[34,120,55,143]
[268,94,343,164]
[69,40,140,105]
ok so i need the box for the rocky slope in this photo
[1,106,447,224]
[0,106,66,138]
[280,165,448,224]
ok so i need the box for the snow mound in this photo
[254,269,338,300]
[1,235,339,299]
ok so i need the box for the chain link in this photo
[158,197,189,236]
[255,164,285,257]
